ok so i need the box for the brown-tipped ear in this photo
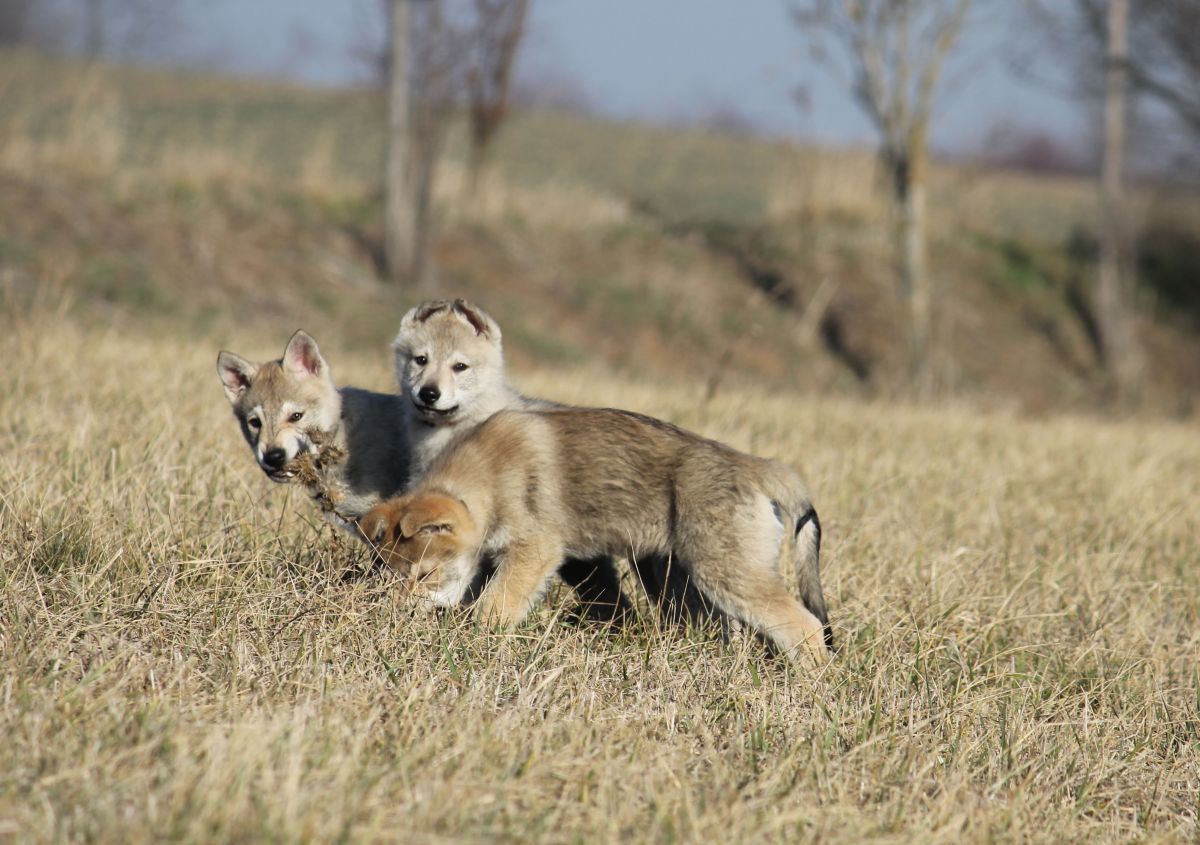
[398,493,466,539]
[357,512,388,546]
[451,299,500,340]
[217,351,257,404]
[398,300,450,333]
[394,301,447,356]
[282,330,328,380]
[359,500,407,546]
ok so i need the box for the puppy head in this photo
[390,299,504,427]
[359,493,475,593]
[216,330,342,482]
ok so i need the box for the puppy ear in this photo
[358,513,387,546]
[355,504,393,544]
[451,299,500,341]
[283,330,327,380]
[399,300,450,333]
[399,512,433,540]
[217,351,257,403]
[394,301,447,358]
[416,523,453,535]
[399,494,469,539]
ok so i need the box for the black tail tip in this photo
[795,506,821,545]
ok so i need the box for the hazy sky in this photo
[182,1,1085,152]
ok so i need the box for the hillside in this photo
[1,49,1198,413]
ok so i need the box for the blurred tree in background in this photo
[792,0,976,392]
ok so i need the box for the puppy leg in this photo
[558,555,633,625]
[473,537,563,627]
[689,562,829,664]
[743,587,830,664]
[631,552,720,630]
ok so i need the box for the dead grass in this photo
[1,288,1198,844]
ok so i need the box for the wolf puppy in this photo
[392,298,536,476]
[361,408,833,663]
[217,330,410,529]
[392,298,629,618]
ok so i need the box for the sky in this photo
[174,1,1086,154]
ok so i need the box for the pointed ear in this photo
[399,300,450,333]
[359,500,406,545]
[358,512,388,546]
[283,330,327,380]
[451,299,500,340]
[400,492,470,537]
[399,494,464,539]
[217,351,257,404]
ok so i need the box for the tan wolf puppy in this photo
[392,298,630,620]
[217,330,411,530]
[361,407,833,663]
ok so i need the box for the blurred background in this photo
[1,0,1197,414]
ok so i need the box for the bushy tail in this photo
[793,505,834,653]
[764,461,834,654]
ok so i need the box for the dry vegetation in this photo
[2,284,1198,844]
[3,49,1200,412]
[2,49,1200,842]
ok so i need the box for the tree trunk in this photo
[466,133,487,200]
[84,0,105,58]
[411,141,438,293]
[384,0,416,285]
[1097,0,1140,402]
[891,144,931,391]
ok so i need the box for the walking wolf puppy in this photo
[392,298,630,619]
[217,330,411,530]
[361,407,833,663]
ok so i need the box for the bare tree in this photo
[1096,0,1141,400]
[384,0,418,286]
[1058,0,1200,140]
[1025,0,1151,399]
[83,0,104,56]
[0,0,38,46]
[410,1,468,288]
[792,0,974,388]
[465,0,529,195]
[379,0,468,289]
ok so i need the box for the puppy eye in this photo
[288,411,304,423]
[247,417,262,430]
[451,362,469,372]
[413,355,428,366]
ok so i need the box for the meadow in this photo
[2,49,1199,844]
[2,284,1198,843]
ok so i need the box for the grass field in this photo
[3,281,1199,843]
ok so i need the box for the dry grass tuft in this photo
[2,293,1198,843]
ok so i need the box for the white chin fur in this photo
[424,557,475,606]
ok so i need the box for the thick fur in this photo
[217,330,411,529]
[391,299,629,621]
[392,299,528,477]
[361,408,833,663]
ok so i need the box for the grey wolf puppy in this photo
[360,407,833,663]
[391,299,528,477]
[217,330,411,530]
[391,298,630,619]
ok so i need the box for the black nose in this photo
[263,448,287,469]
[418,385,440,405]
